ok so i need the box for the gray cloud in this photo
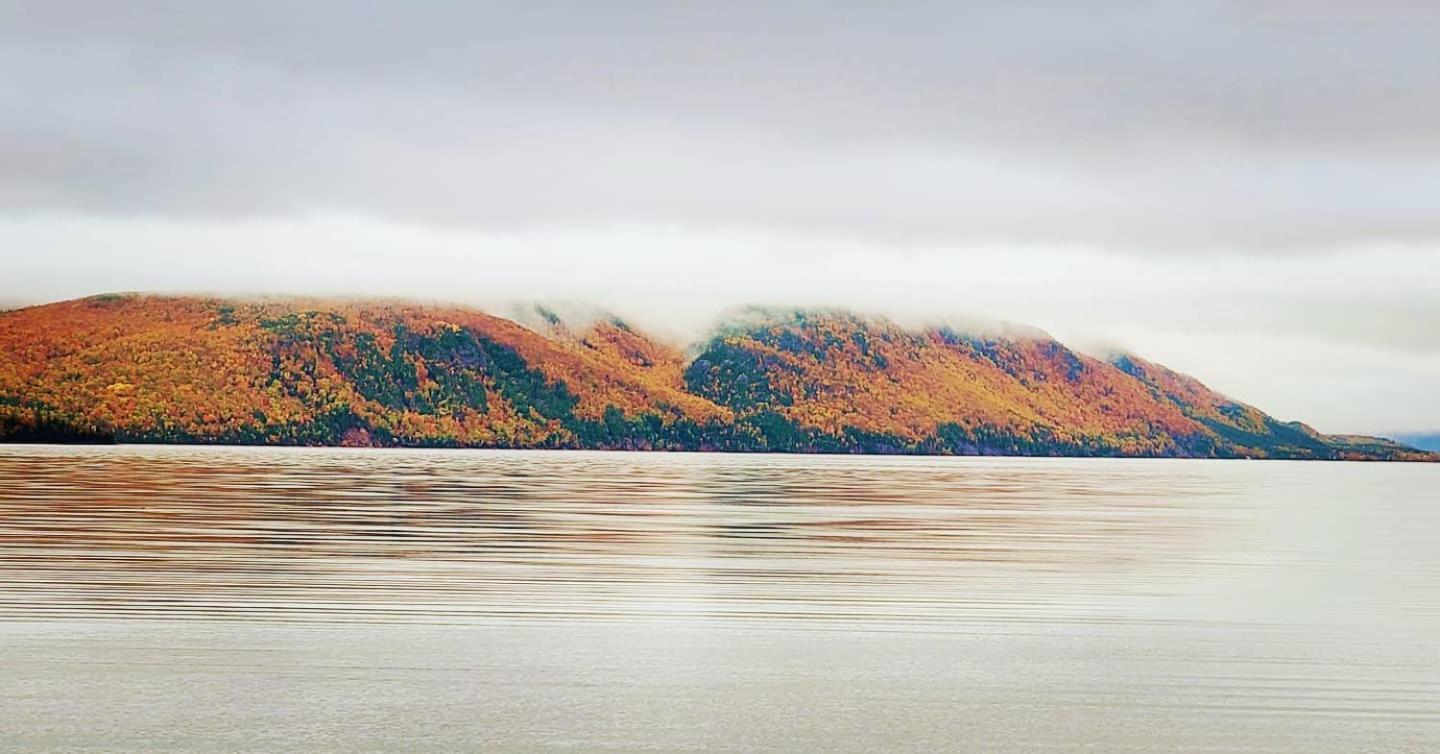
[4,1,1440,248]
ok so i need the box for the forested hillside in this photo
[0,295,1431,460]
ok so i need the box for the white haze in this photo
[3,213,1437,435]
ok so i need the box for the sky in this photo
[1,1,1438,435]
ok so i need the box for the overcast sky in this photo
[2,1,1438,435]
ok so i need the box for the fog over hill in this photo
[1,295,1431,461]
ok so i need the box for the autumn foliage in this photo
[0,295,1431,461]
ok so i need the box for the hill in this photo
[0,295,1432,460]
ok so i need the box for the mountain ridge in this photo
[0,294,1432,461]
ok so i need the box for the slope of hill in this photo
[0,295,1432,460]
[1394,433,1440,452]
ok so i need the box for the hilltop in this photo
[0,295,1432,460]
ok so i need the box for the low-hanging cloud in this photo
[4,213,1438,434]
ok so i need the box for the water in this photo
[1,446,1437,751]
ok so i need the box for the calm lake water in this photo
[1,446,1437,751]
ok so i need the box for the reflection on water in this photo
[1,447,1239,624]
[1,446,1437,751]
